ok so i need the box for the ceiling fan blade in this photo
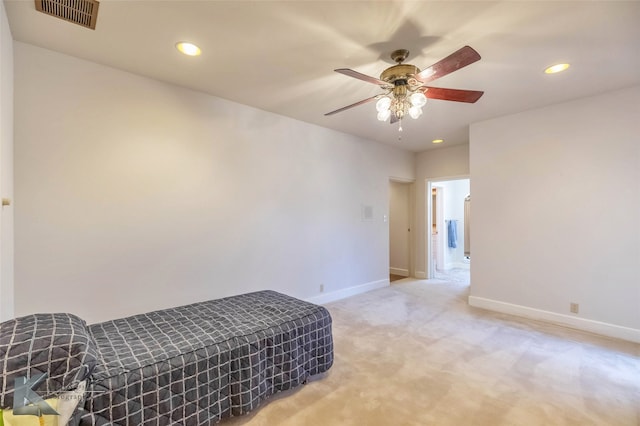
[416,46,481,83]
[325,96,377,116]
[423,87,484,103]
[335,68,389,86]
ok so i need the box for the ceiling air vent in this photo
[35,0,100,30]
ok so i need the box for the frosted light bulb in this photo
[408,106,423,119]
[377,109,391,121]
[409,92,427,107]
[376,96,391,112]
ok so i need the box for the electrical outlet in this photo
[320,284,324,293]
[570,303,579,314]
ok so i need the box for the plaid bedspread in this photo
[78,290,333,425]
[0,313,97,408]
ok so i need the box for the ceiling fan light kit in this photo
[326,46,484,134]
[375,88,428,122]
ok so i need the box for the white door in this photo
[389,181,411,277]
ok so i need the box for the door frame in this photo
[389,177,415,279]
[426,175,469,279]
[431,185,444,275]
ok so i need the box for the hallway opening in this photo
[427,178,470,283]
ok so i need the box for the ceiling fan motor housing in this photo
[380,64,420,85]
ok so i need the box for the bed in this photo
[0,290,334,425]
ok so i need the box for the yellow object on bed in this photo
[0,382,85,426]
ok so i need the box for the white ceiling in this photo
[5,0,640,152]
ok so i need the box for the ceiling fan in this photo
[325,46,484,124]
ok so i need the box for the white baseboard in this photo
[389,267,409,277]
[415,271,426,279]
[468,296,640,344]
[306,279,389,305]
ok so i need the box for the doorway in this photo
[389,180,413,282]
[427,178,470,281]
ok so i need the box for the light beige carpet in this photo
[224,274,640,425]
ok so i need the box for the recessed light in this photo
[432,139,444,144]
[175,42,201,56]
[544,63,570,74]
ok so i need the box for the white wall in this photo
[414,145,469,278]
[389,181,410,276]
[0,1,14,322]
[14,43,414,323]
[469,86,640,342]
